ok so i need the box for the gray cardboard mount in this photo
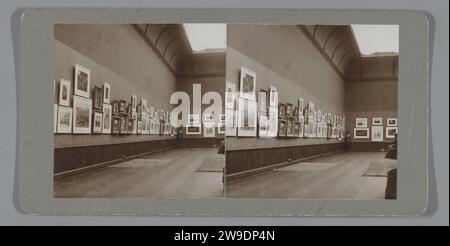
[18,8,428,216]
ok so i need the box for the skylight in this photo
[182,24,226,53]
[351,25,399,56]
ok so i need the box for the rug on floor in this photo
[197,156,225,172]
[363,161,397,177]
[109,158,171,168]
[275,162,340,172]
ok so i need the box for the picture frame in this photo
[203,123,216,138]
[257,89,268,114]
[285,103,293,117]
[267,106,278,137]
[286,119,294,137]
[111,116,120,134]
[387,118,398,126]
[188,114,201,125]
[303,123,309,138]
[277,119,287,137]
[386,126,398,138]
[119,99,126,114]
[355,118,368,128]
[269,85,278,107]
[371,126,384,142]
[225,81,236,109]
[102,104,112,134]
[293,122,301,137]
[131,95,137,112]
[203,113,214,123]
[56,105,72,134]
[186,124,201,135]
[258,114,269,138]
[112,100,119,115]
[217,122,226,134]
[298,98,304,116]
[372,117,383,125]
[307,102,315,120]
[74,64,91,98]
[278,103,285,118]
[237,98,257,137]
[225,108,237,137]
[72,95,92,134]
[239,66,256,101]
[119,116,127,134]
[93,86,103,111]
[354,127,370,139]
[53,104,57,133]
[298,115,305,138]
[102,82,110,104]
[93,111,103,134]
[58,78,71,107]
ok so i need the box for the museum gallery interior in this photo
[225,24,398,199]
[53,24,226,198]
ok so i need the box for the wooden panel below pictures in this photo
[225,143,345,180]
[182,138,224,147]
[347,142,394,152]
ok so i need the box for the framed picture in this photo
[219,114,226,123]
[239,66,256,101]
[103,82,110,104]
[53,104,57,133]
[112,116,121,134]
[218,122,226,134]
[285,103,293,117]
[286,119,294,137]
[387,118,398,126]
[102,104,112,134]
[58,78,71,106]
[72,95,92,134]
[354,128,370,139]
[278,103,285,118]
[269,85,278,107]
[372,117,383,125]
[140,98,148,111]
[225,108,236,137]
[257,89,268,114]
[203,113,214,123]
[237,98,257,137]
[267,107,278,137]
[307,102,315,120]
[56,106,72,134]
[371,126,384,142]
[112,100,119,115]
[131,95,137,112]
[203,124,215,138]
[186,124,201,135]
[277,119,287,137]
[119,116,127,134]
[303,124,309,138]
[258,114,269,137]
[293,122,301,137]
[298,98,304,116]
[119,99,126,113]
[74,64,90,98]
[127,118,134,134]
[188,114,201,125]
[298,115,305,138]
[149,106,155,119]
[93,86,103,111]
[93,111,103,134]
[355,118,368,128]
[386,126,398,138]
[225,81,236,109]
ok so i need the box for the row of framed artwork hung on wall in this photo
[224,67,346,139]
[53,64,177,135]
[354,117,398,141]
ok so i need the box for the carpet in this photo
[363,161,397,177]
[275,162,340,172]
[197,157,225,172]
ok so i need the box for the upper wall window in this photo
[183,24,226,53]
[351,25,399,56]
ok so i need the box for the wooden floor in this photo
[226,152,394,199]
[54,147,224,198]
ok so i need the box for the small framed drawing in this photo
[269,85,278,107]
[354,127,370,139]
[93,111,103,134]
[355,118,368,128]
[103,82,110,104]
[278,103,285,118]
[387,118,398,126]
[239,67,256,101]
[56,106,72,134]
[225,81,236,109]
[386,126,398,138]
[131,95,137,112]
[237,98,257,137]
[258,114,269,137]
[267,107,278,137]
[277,119,287,137]
[285,103,293,117]
[112,116,120,134]
[303,124,309,138]
[112,100,119,115]
[286,119,294,137]
[371,126,383,142]
[72,95,92,134]
[219,114,226,123]
[257,89,268,114]
[119,116,127,134]
[298,115,305,138]
[186,124,201,135]
[218,122,226,134]
[127,118,134,134]
[188,114,201,125]
[93,86,103,111]
[307,102,315,120]
[74,64,90,98]
[58,78,71,106]
[119,99,126,114]
[293,122,301,137]
[225,108,236,137]
[298,98,304,116]
[203,123,216,138]
[53,104,57,133]
[102,104,112,134]
[372,117,382,125]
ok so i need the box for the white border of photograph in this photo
[56,106,72,134]
[58,78,71,107]
[92,111,103,134]
[387,118,398,126]
[102,104,112,134]
[237,98,257,137]
[354,127,369,139]
[239,66,256,101]
[74,64,91,98]
[355,117,368,128]
[372,117,382,125]
[386,126,398,138]
[225,81,236,109]
[371,126,383,142]
[72,95,92,134]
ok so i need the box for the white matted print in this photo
[72,95,92,134]
[203,123,216,138]
[217,122,226,134]
[237,98,257,137]
[58,78,71,106]
[258,114,269,137]
[186,124,201,135]
[74,64,90,98]
[188,114,201,125]
[354,127,369,139]
[93,111,103,134]
[103,82,111,104]
[386,126,398,138]
[225,81,236,109]
[355,118,368,128]
[371,126,383,142]
[57,105,72,134]
[387,118,398,126]
[372,117,382,125]
[269,85,278,107]
[102,104,112,134]
[239,67,256,101]
[225,108,236,137]
[267,106,278,137]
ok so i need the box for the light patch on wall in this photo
[183,24,226,53]
[351,25,399,56]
